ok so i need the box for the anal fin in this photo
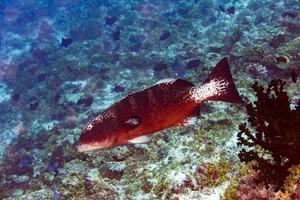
[178,106,200,126]
[181,116,198,126]
[129,135,150,144]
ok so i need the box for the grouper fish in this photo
[77,57,243,152]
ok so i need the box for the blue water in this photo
[0,0,299,199]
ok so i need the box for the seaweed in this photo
[237,79,300,190]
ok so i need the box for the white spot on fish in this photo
[95,115,104,123]
[126,118,140,126]
[104,110,116,118]
[190,78,229,102]
[94,110,116,124]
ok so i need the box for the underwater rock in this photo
[8,188,56,199]
[208,45,223,53]
[45,162,60,173]
[12,93,20,102]
[128,34,143,51]
[291,69,297,83]
[0,61,17,81]
[31,48,49,61]
[129,42,142,52]
[37,73,47,82]
[281,10,297,18]
[245,63,269,79]
[11,175,30,184]
[279,36,300,58]
[224,29,243,52]
[281,21,300,34]
[52,185,61,200]
[87,168,101,182]
[19,155,33,169]
[112,154,126,162]
[171,59,186,77]
[101,166,124,180]
[3,6,19,23]
[51,112,65,121]
[269,34,286,48]
[64,116,77,129]
[129,34,144,44]
[38,20,55,41]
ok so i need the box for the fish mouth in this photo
[77,143,103,152]
[77,139,111,152]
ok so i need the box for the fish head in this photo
[77,113,118,152]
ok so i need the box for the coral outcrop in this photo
[237,79,300,189]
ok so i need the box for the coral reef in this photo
[0,0,300,199]
[237,79,300,189]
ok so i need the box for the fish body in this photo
[113,30,121,41]
[105,16,118,26]
[227,6,235,15]
[61,38,73,48]
[77,57,243,152]
[159,31,171,41]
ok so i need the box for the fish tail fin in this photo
[192,57,243,104]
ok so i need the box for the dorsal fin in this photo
[172,79,195,88]
[155,78,194,88]
[155,78,194,86]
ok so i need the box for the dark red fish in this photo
[77,57,243,152]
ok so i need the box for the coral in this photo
[3,188,55,200]
[223,164,276,200]
[278,36,300,60]
[245,62,269,79]
[195,158,231,188]
[280,165,300,199]
[237,79,300,189]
